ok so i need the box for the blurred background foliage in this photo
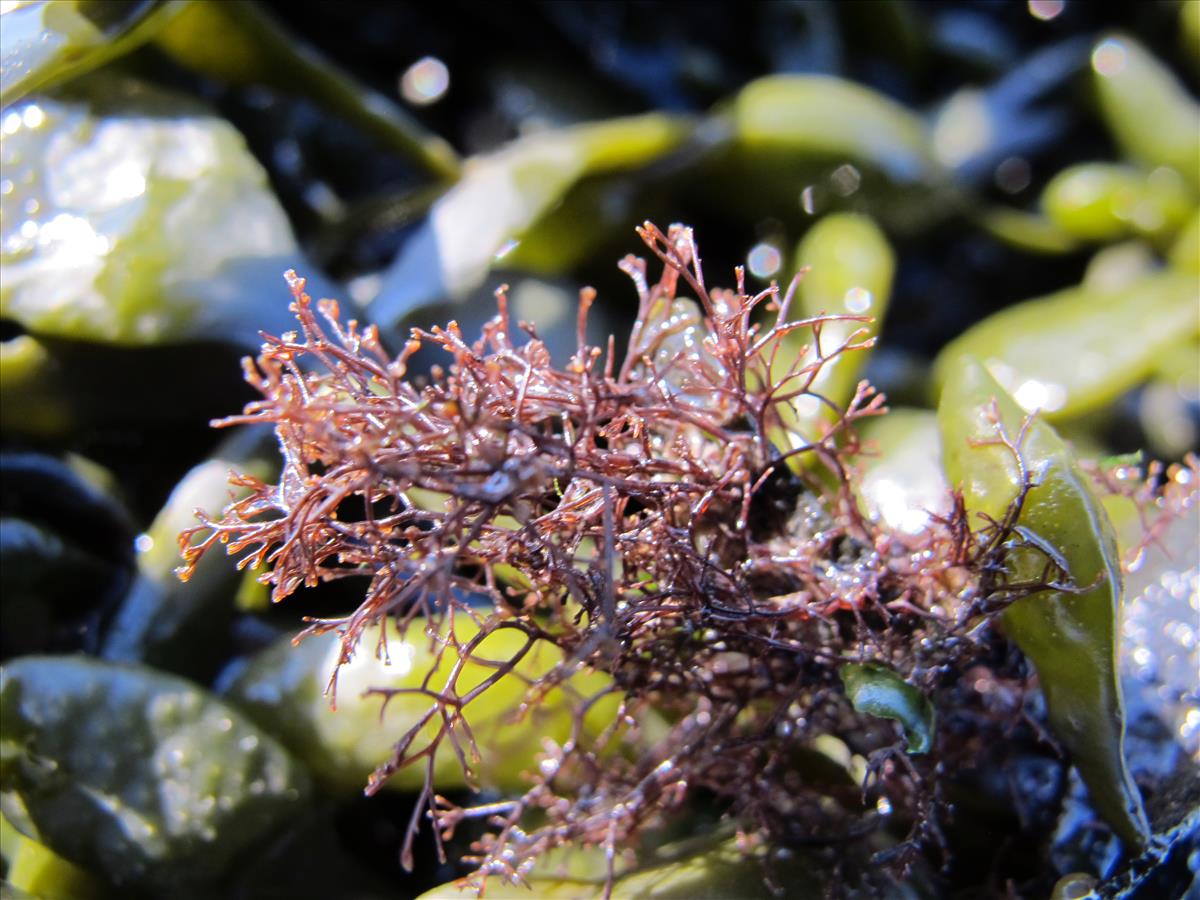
[0,1,1197,898]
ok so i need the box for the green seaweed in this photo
[937,357,1149,847]
[840,663,935,755]
[0,657,311,896]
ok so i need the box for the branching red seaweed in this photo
[179,223,1103,895]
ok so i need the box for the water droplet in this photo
[1012,379,1067,413]
[21,105,45,129]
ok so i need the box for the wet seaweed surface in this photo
[1,2,1197,899]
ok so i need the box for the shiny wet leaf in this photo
[937,356,1149,847]
[0,656,311,896]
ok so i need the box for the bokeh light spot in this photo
[747,243,782,278]
[400,57,450,106]
[994,156,1031,194]
[1027,0,1065,22]
[1092,38,1127,77]
[844,287,872,314]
